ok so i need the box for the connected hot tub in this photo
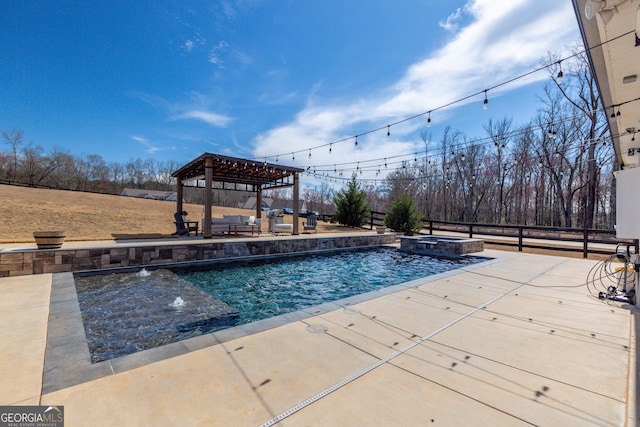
[399,235,484,256]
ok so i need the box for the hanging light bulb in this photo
[355,136,358,147]
[308,149,311,159]
[556,61,564,84]
[483,90,488,110]
[427,111,431,127]
[387,126,391,138]
[292,152,295,160]
[461,153,466,162]
[329,143,332,153]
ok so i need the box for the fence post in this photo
[518,227,523,252]
[429,221,433,235]
[583,225,588,259]
[469,224,473,238]
[370,211,374,230]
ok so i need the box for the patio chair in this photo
[173,212,199,236]
[303,214,317,233]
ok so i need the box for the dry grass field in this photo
[0,184,356,243]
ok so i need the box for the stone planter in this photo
[376,227,388,234]
[33,231,67,249]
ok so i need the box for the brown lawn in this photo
[0,184,359,243]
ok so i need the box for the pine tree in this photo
[384,194,423,235]
[333,175,370,227]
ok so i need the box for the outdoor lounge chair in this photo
[303,214,317,233]
[173,212,199,236]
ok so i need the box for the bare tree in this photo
[2,129,23,182]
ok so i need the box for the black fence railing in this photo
[368,210,638,258]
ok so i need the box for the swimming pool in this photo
[177,247,482,324]
[74,247,486,362]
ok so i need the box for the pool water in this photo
[178,247,483,325]
[75,247,485,362]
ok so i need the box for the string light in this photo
[355,135,358,147]
[258,32,635,165]
[556,61,563,84]
[483,90,488,110]
[387,126,391,138]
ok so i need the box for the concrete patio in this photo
[1,242,637,426]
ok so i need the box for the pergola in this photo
[171,153,305,238]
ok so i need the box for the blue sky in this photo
[1,0,580,185]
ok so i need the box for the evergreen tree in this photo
[384,194,423,235]
[334,175,370,227]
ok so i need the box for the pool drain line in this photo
[256,279,531,427]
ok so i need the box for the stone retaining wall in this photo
[0,234,397,277]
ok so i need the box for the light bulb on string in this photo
[308,149,311,159]
[427,111,431,127]
[556,61,563,84]
[483,90,488,110]
[387,126,390,138]
[355,135,358,147]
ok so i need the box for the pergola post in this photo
[203,157,213,238]
[293,172,299,235]
[176,177,184,216]
[256,186,262,223]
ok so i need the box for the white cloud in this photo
[208,40,229,66]
[439,7,463,32]
[169,110,233,127]
[131,136,161,154]
[251,0,579,181]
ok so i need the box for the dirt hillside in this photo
[0,184,353,243]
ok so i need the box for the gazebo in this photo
[171,153,305,238]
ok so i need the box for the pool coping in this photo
[42,251,501,394]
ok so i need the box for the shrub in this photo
[384,194,423,235]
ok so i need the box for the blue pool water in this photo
[75,247,486,362]
[177,247,484,324]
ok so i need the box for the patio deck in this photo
[0,236,637,426]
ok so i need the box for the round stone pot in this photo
[33,231,67,249]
